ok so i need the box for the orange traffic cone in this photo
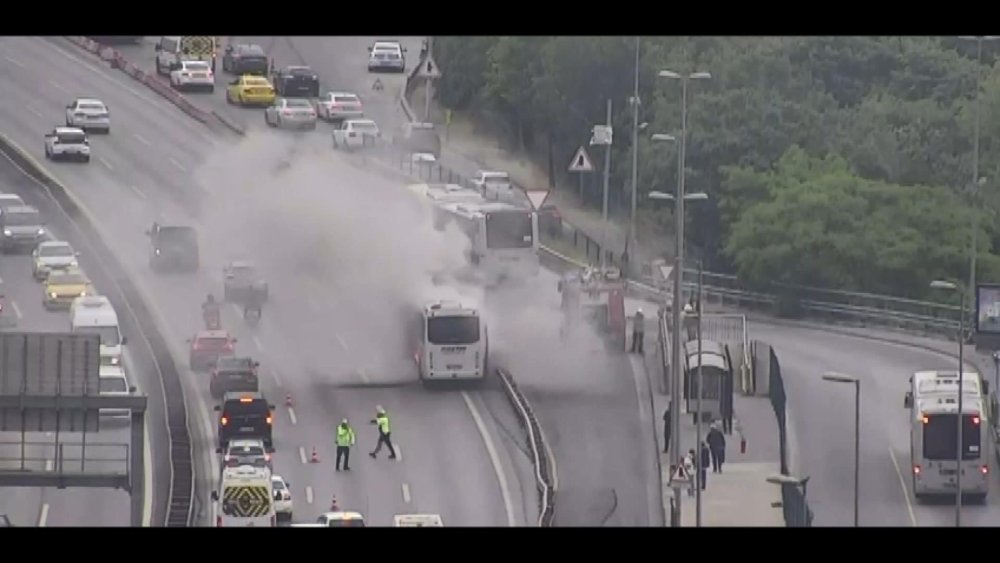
[286,393,293,407]
[310,447,319,463]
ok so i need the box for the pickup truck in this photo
[332,119,381,150]
[471,170,514,201]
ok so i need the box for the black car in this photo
[210,356,260,398]
[0,205,46,254]
[222,43,269,76]
[215,391,274,448]
[272,66,319,98]
[147,223,199,273]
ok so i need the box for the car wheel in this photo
[238,94,245,105]
[82,155,90,163]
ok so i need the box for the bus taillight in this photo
[973,415,981,425]
[913,465,922,475]
[982,465,989,475]
[921,415,930,424]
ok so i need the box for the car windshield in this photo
[245,78,269,87]
[272,479,286,491]
[75,325,121,346]
[218,358,253,371]
[4,211,40,226]
[40,244,74,257]
[230,444,265,457]
[238,45,265,56]
[198,337,231,349]
[56,132,86,144]
[484,174,510,183]
[427,316,480,345]
[99,377,127,393]
[185,62,210,71]
[286,99,312,108]
[352,122,377,133]
[334,95,359,104]
[79,103,105,111]
[49,272,87,285]
[223,399,268,416]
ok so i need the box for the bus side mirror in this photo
[210,491,218,501]
[904,392,913,409]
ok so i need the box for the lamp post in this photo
[931,279,966,527]
[628,36,641,265]
[766,473,810,527]
[822,372,861,527]
[649,187,707,526]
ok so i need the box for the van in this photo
[155,36,217,75]
[215,392,274,448]
[98,364,131,418]
[71,295,126,367]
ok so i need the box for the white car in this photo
[317,91,363,122]
[264,98,317,130]
[169,60,215,92]
[44,127,90,162]
[471,170,513,199]
[367,41,406,73]
[316,511,365,527]
[33,240,79,281]
[271,475,293,521]
[332,119,380,150]
[98,364,131,418]
[65,98,110,133]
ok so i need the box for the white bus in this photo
[211,465,276,527]
[414,300,488,383]
[904,370,990,502]
[407,183,540,286]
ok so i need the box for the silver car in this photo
[264,98,317,130]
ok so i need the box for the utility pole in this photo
[629,36,641,269]
[601,98,612,269]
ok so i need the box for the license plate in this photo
[195,73,207,78]
[240,426,254,431]
[446,364,463,370]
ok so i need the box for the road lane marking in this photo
[336,334,348,350]
[394,445,402,461]
[4,55,25,68]
[305,486,314,504]
[359,369,370,384]
[252,335,263,349]
[45,459,52,471]
[169,157,186,172]
[133,133,151,146]
[98,156,114,171]
[888,446,918,527]
[48,79,67,92]
[38,503,49,527]
[288,407,297,425]
[271,368,285,387]
[298,446,307,465]
[461,391,517,526]
[401,483,411,503]
[11,301,22,319]
[26,104,42,118]
[127,185,147,200]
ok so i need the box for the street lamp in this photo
[931,279,966,527]
[766,473,810,527]
[822,372,861,527]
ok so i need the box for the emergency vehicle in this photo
[211,465,275,527]
[558,266,626,350]
[155,36,219,74]
[414,300,488,383]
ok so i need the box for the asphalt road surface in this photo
[0,36,534,526]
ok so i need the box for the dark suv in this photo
[215,392,274,448]
[210,356,260,399]
[146,223,199,272]
[222,43,269,76]
[272,66,320,98]
[1,205,46,253]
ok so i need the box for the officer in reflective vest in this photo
[369,405,397,460]
[336,418,355,472]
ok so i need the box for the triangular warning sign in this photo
[525,190,549,210]
[417,55,442,79]
[568,145,594,172]
[670,463,691,483]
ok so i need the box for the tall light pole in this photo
[649,187,708,527]
[931,279,966,526]
[694,258,704,526]
[628,36,641,267]
[822,372,861,527]
[957,36,1000,314]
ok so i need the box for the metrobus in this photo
[413,300,488,383]
[211,465,276,527]
[406,183,540,286]
[904,370,990,502]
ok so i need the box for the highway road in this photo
[0,35,533,526]
[753,321,1000,527]
[0,143,168,527]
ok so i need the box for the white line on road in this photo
[98,156,114,171]
[288,407,297,425]
[461,391,517,526]
[133,133,151,146]
[252,335,263,349]
[38,504,49,527]
[169,157,186,172]
[888,446,918,527]
[393,445,402,461]
[305,486,314,504]
[336,334,348,350]
[26,104,42,118]
[127,185,147,200]
[358,369,370,384]
[401,483,411,503]
[45,459,52,471]
[48,79,67,92]
[298,446,308,465]
[271,368,285,387]
[11,301,22,319]
[4,55,25,68]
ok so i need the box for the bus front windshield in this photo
[922,413,982,460]
[427,316,480,345]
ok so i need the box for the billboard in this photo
[977,283,1000,335]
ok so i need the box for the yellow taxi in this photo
[44,267,94,310]
[226,74,276,106]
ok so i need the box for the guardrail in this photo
[496,369,555,526]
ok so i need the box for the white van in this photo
[155,36,217,75]
[212,465,275,527]
[70,295,126,367]
[98,365,131,418]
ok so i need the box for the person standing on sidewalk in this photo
[683,449,696,497]
[369,405,397,460]
[699,442,711,491]
[662,406,672,454]
[335,418,355,472]
[630,308,645,354]
[706,422,726,473]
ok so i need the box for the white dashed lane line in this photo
[169,157,186,172]
[4,55,25,68]
[26,105,42,118]
[401,483,411,504]
[98,156,114,171]
[38,504,49,527]
[48,79,67,92]
[288,407,297,425]
[305,486,314,504]
[298,446,307,465]
[252,335,263,349]
[11,301,22,319]
[127,185,148,200]
[132,133,151,146]
[336,334,348,350]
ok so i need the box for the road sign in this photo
[417,55,442,79]
[590,125,613,146]
[568,146,595,173]
[669,463,692,485]
[525,190,550,211]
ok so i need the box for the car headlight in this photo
[3,229,11,236]
[37,228,45,236]
[155,248,161,255]
[49,292,57,299]
[79,290,87,296]
[110,356,120,366]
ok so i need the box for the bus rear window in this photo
[485,212,533,249]
[922,414,981,460]
[427,316,480,345]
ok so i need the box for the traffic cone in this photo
[285,393,293,407]
[310,447,319,463]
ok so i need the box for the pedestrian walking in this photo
[699,442,711,490]
[683,449,696,497]
[335,418,355,472]
[662,406,672,454]
[706,422,726,473]
[369,405,397,459]
[630,308,645,354]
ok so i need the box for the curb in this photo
[210,110,246,136]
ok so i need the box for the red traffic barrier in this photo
[310,447,319,463]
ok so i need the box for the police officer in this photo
[335,418,355,472]
[369,405,396,459]
[631,308,645,354]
